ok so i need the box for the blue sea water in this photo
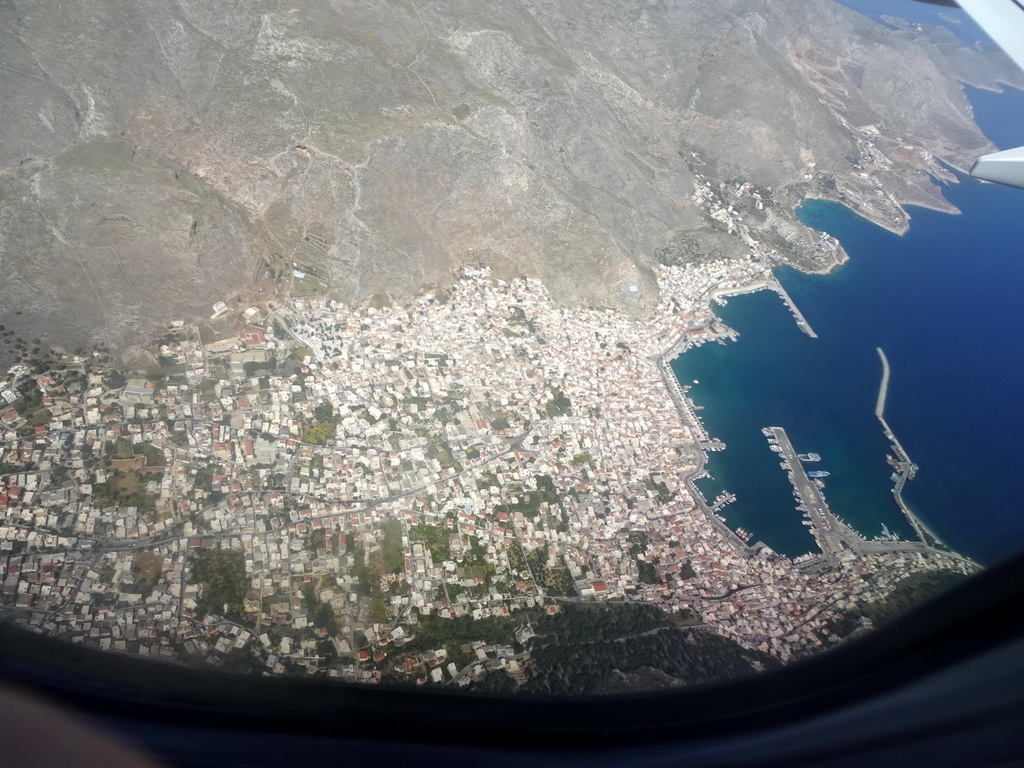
[836,0,987,44]
[671,85,1024,566]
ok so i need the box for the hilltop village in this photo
[0,257,972,688]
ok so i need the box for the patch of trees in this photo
[826,569,969,639]
[192,466,216,492]
[545,388,572,417]
[861,568,970,623]
[426,442,460,471]
[12,378,43,418]
[418,612,519,647]
[301,582,340,635]
[304,420,336,445]
[528,545,575,597]
[490,603,771,696]
[103,370,127,390]
[627,531,661,585]
[306,528,326,552]
[410,523,448,561]
[398,613,521,670]
[638,561,659,585]
[494,476,563,521]
[535,602,665,643]
[644,474,676,504]
[243,360,276,377]
[191,548,248,621]
[313,402,336,423]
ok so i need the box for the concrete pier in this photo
[709,278,818,339]
[875,347,890,419]
[767,426,932,561]
[875,348,949,550]
[708,492,736,513]
[772,280,818,339]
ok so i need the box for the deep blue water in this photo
[672,85,1024,566]
[836,0,987,46]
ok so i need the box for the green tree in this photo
[191,548,248,621]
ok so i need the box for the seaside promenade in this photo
[655,348,763,558]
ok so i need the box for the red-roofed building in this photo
[240,328,268,347]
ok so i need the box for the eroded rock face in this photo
[0,0,1018,352]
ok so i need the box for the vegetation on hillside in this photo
[191,548,248,621]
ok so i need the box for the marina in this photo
[660,339,768,559]
[765,426,934,564]
[710,278,818,339]
[673,84,1024,567]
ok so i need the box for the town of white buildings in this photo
[0,258,972,687]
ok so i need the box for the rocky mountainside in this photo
[1,0,1020,355]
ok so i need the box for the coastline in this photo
[655,275,814,560]
[792,188,966,248]
[794,194,910,240]
[656,348,763,559]
[663,269,979,568]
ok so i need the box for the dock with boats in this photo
[763,426,933,564]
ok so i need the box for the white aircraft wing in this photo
[956,0,1024,188]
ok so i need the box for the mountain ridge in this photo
[1,0,1019,357]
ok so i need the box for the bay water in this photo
[671,85,1024,566]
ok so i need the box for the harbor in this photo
[670,90,1024,567]
[660,335,776,559]
[763,426,934,565]
[665,276,975,565]
[710,278,818,339]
